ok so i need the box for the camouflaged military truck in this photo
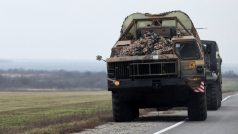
[99,11,222,121]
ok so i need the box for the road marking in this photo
[153,93,238,134]
[222,93,238,102]
[153,120,185,134]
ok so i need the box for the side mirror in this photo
[96,55,106,62]
[96,55,103,61]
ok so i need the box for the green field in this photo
[222,79,238,92]
[0,91,112,134]
[0,79,237,134]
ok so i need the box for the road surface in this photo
[78,92,238,134]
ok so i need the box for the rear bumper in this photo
[108,78,189,92]
[109,79,192,108]
[108,77,206,108]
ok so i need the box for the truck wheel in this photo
[188,92,207,121]
[206,82,220,110]
[112,92,138,122]
[217,87,222,108]
[217,77,222,108]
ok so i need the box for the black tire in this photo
[218,76,222,108]
[188,92,207,121]
[217,87,222,108]
[112,92,139,122]
[133,107,140,119]
[206,81,221,110]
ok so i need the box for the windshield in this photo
[175,41,200,60]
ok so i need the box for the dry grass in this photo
[0,91,112,134]
[25,113,112,134]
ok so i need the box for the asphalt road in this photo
[78,92,238,134]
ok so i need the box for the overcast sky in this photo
[0,0,237,64]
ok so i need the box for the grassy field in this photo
[222,78,238,92]
[0,79,237,134]
[0,91,112,134]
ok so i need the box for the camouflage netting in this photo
[118,31,174,56]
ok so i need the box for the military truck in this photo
[97,11,222,121]
[202,40,222,110]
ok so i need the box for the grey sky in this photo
[0,0,237,64]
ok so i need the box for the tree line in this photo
[0,69,237,91]
[0,69,107,91]
[222,70,238,78]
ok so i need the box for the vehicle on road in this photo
[98,11,222,121]
[202,40,222,110]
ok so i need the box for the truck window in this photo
[175,42,200,60]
